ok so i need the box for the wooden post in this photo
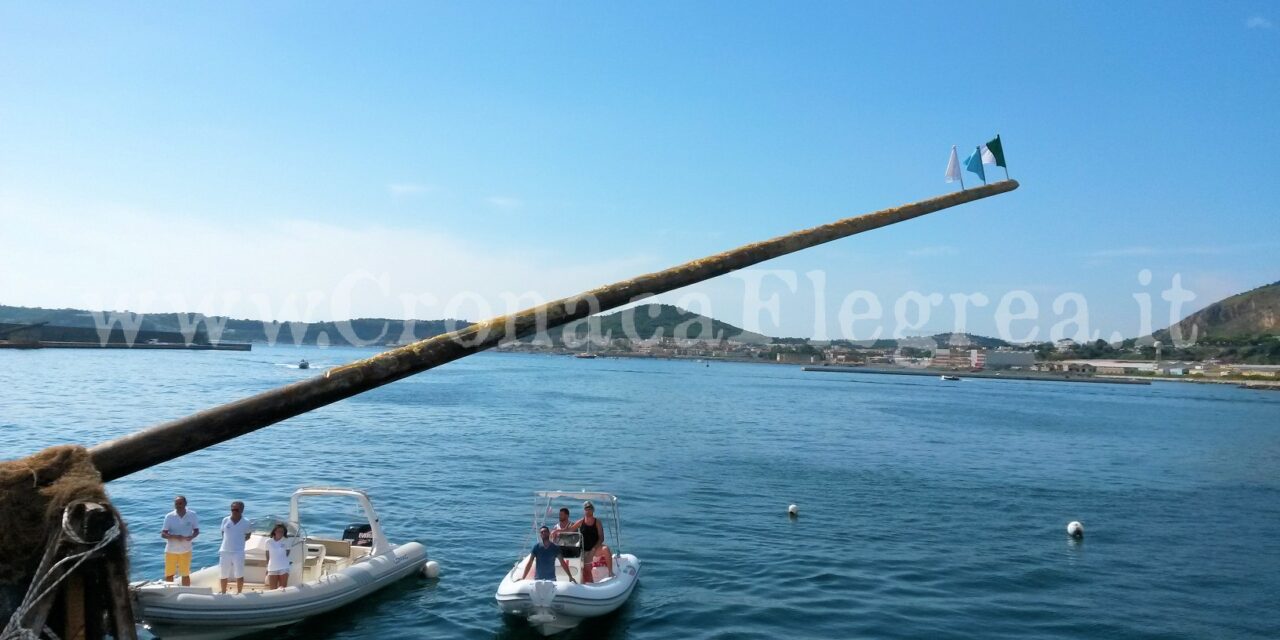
[87,181,1018,481]
[103,555,137,640]
[62,573,86,640]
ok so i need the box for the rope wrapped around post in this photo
[0,447,135,640]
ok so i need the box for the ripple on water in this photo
[4,349,1280,639]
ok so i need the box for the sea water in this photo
[3,346,1278,639]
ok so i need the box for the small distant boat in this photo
[573,353,597,359]
[298,359,310,369]
[940,375,960,381]
[132,488,430,640]
[496,491,640,635]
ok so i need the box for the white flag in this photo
[980,144,997,166]
[945,146,962,183]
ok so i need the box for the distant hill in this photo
[541,304,771,345]
[0,305,464,346]
[0,303,1022,348]
[928,332,1011,349]
[0,303,770,346]
[1157,280,1280,341]
[810,333,1010,350]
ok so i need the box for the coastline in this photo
[802,365,1152,385]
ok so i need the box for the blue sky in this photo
[2,3,1277,340]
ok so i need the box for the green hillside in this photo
[0,305,461,346]
[0,303,766,346]
[544,304,770,345]
[1158,280,1280,341]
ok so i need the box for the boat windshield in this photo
[248,515,306,540]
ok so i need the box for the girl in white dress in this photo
[265,524,291,589]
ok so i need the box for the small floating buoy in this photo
[1066,521,1084,539]
[788,504,799,517]
[422,560,440,578]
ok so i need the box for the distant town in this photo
[3,289,1278,385]
[498,334,1280,383]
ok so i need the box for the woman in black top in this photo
[572,501,605,583]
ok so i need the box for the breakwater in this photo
[0,341,251,351]
[803,365,1151,385]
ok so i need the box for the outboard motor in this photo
[341,523,374,547]
[529,580,558,625]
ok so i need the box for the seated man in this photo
[520,526,576,583]
[550,508,573,543]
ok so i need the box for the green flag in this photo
[983,135,1006,168]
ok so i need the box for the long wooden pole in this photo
[88,180,1018,481]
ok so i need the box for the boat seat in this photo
[244,534,269,562]
[559,563,580,581]
[302,543,325,581]
[311,538,352,558]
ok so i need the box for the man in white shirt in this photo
[161,495,200,586]
[219,501,252,594]
[550,508,573,542]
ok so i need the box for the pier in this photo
[0,322,251,351]
[0,341,251,351]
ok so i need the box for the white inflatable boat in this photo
[132,487,430,640]
[495,491,640,635]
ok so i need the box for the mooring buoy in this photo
[422,560,441,578]
[1067,521,1084,539]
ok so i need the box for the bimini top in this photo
[535,491,618,502]
[288,486,390,555]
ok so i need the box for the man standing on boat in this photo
[161,495,199,586]
[520,526,575,583]
[219,501,252,594]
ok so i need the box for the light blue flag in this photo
[964,146,986,183]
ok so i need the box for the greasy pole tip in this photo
[979,179,1018,193]
[961,178,1019,201]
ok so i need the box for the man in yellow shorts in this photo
[161,495,200,586]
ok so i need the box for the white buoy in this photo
[788,504,799,517]
[421,560,441,578]
[1066,521,1084,539]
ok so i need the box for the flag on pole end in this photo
[981,135,1006,168]
[964,146,986,183]
[945,146,962,184]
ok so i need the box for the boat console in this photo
[555,531,583,558]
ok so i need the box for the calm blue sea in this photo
[3,345,1279,639]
